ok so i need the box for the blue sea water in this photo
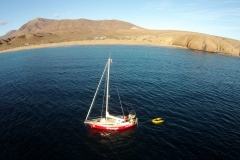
[0,45,240,159]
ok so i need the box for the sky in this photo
[1,0,240,40]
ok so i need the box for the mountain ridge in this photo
[4,18,142,38]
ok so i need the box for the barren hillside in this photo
[6,18,142,37]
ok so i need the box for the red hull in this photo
[87,123,137,130]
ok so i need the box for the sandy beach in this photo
[0,39,186,54]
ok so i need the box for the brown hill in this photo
[0,18,240,56]
[8,18,142,37]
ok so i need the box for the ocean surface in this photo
[0,45,239,159]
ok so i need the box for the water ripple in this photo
[0,46,240,159]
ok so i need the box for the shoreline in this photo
[0,39,186,54]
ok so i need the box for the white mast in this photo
[106,58,112,119]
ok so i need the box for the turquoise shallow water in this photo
[0,45,240,159]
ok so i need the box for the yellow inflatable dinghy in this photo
[152,118,164,124]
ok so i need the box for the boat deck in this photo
[86,117,117,124]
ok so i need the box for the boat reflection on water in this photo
[87,126,137,155]
[89,126,136,137]
[83,126,137,159]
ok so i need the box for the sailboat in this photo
[84,58,138,130]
